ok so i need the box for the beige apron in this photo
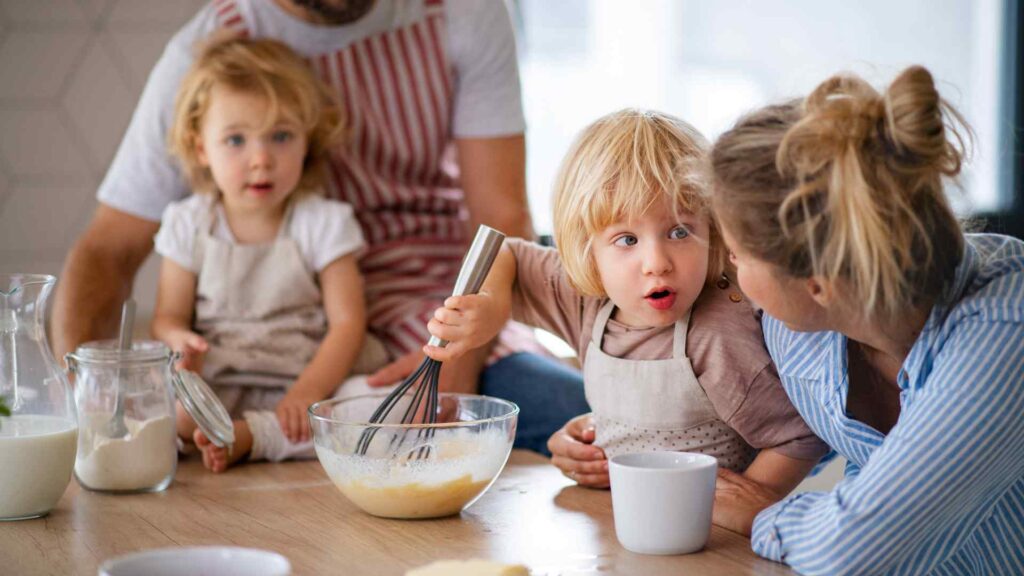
[192,199,387,401]
[584,301,754,471]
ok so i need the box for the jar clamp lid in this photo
[172,370,235,448]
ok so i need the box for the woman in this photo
[707,66,1024,574]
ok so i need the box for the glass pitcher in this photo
[0,274,78,521]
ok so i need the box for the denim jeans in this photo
[479,352,590,456]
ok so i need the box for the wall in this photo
[0,0,204,321]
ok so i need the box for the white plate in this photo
[98,546,291,576]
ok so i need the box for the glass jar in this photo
[67,340,177,493]
[0,274,77,521]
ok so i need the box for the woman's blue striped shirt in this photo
[752,234,1024,575]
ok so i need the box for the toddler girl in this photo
[153,35,387,472]
[425,109,827,496]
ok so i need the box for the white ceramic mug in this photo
[98,546,291,576]
[609,451,717,555]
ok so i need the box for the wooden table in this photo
[1,451,792,575]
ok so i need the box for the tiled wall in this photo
[0,0,205,319]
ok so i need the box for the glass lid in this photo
[172,370,235,448]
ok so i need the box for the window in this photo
[515,0,1018,236]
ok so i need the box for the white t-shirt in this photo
[98,0,524,222]
[154,194,366,274]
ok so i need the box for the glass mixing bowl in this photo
[309,393,518,519]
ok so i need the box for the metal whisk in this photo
[355,225,506,457]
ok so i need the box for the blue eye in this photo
[271,130,293,143]
[613,235,638,247]
[225,134,244,147]
[670,226,690,240]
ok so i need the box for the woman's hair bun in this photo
[880,65,965,178]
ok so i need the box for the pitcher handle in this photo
[0,310,18,411]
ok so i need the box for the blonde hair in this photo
[169,33,344,195]
[710,65,969,321]
[552,109,724,296]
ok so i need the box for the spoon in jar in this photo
[105,299,134,438]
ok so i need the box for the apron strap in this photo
[192,195,220,266]
[200,196,218,236]
[672,308,692,359]
[591,300,616,349]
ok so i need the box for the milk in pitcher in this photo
[0,415,78,520]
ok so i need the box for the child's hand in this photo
[423,292,506,362]
[275,389,319,443]
[548,413,609,489]
[166,330,208,373]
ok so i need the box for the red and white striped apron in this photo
[213,0,542,361]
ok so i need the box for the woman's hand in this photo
[275,388,320,443]
[423,292,507,362]
[713,468,783,536]
[548,414,609,488]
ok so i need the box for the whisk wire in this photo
[355,357,438,456]
[414,363,442,459]
[400,361,442,459]
[399,360,439,424]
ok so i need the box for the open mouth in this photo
[644,288,677,311]
[247,182,273,195]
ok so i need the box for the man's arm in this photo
[457,134,534,240]
[52,205,159,360]
[447,0,528,240]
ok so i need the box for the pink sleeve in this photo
[506,238,588,356]
[726,363,830,461]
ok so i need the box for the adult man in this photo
[53,0,588,453]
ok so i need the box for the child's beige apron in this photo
[192,200,387,415]
[584,301,754,471]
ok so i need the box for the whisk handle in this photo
[428,225,506,348]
